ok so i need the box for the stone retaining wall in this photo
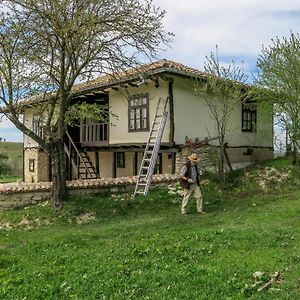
[0,174,178,209]
[175,146,216,174]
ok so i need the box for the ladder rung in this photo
[134,97,169,196]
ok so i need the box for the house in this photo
[22,59,273,183]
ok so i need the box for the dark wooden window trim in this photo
[29,159,35,172]
[128,93,149,132]
[242,102,257,132]
[154,153,162,174]
[116,152,125,168]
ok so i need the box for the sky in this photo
[1,0,300,142]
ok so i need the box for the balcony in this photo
[80,120,109,147]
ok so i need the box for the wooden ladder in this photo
[134,97,169,195]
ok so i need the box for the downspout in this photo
[168,78,175,145]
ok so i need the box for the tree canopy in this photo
[255,32,300,163]
[0,0,171,208]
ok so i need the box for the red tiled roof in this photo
[19,59,209,107]
[72,59,209,93]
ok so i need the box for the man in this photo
[178,153,203,215]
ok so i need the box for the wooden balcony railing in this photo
[80,121,109,146]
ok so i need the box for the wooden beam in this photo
[128,82,138,87]
[94,91,108,95]
[113,152,117,178]
[134,152,138,175]
[168,78,174,145]
[171,152,176,174]
[95,152,100,176]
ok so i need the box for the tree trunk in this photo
[219,136,225,182]
[292,144,298,165]
[49,139,67,210]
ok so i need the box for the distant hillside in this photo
[0,141,23,176]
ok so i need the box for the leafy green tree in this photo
[0,0,170,209]
[255,32,300,164]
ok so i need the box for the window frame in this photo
[242,102,257,133]
[116,152,125,168]
[154,153,162,174]
[29,159,35,172]
[128,93,149,132]
[32,115,44,139]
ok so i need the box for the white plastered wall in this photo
[108,80,170,145]
[23,108,39,148]
[99,152,113,178]
[115,152,135,177]
[172,76,273,148]
[23,106,60,148]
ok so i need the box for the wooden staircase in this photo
[64,131,99,180]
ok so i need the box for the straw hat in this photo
[188,153,199,163]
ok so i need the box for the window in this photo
[128,94,149,131]
[242,102,257,132]
[154,153,162,174]
[29,159,35,172]
[32,115,44,138]
[116,152,125,168]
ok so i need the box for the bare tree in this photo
[193,47,247,181]
[0,0,170,209]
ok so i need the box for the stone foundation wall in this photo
[176,146,273,173]
[175,146,216,174]
[24,148,39,183]
[0,174,178,209]
[226,147,274,164]
[24,148,50,183]
[38,150,50,182]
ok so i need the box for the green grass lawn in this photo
[0,175,21,183]
[1,158,300,299]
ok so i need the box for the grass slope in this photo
[0,141,23,161]
[1,158,300,299]
[0,141,23,179]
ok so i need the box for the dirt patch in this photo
[76,212,96,224]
